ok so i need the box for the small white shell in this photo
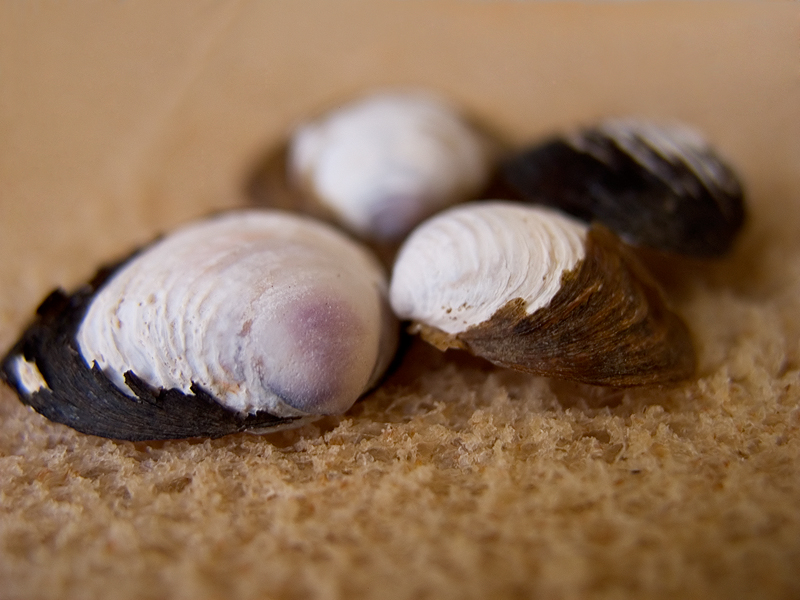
[288,91,494,241]
[390,202,587,335]
[77,211,398,419]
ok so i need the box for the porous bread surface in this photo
[2,241,800,599]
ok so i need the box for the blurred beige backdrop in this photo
[1,2,797,346]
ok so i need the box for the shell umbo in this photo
[1,211,398,441]
[499,119,746,256]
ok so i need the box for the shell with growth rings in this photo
[1,211,399,441]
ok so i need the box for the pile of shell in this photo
[1,91,746,441]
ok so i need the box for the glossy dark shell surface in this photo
[500,124,746,256]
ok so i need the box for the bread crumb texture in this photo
[2,235,800,600]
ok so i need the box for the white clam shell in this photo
[289,91,493,241]
[76,211,398,418]
[390,202,587,335]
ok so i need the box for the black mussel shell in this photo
[500,120,746,256]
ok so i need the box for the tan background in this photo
[1,3,799,599]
